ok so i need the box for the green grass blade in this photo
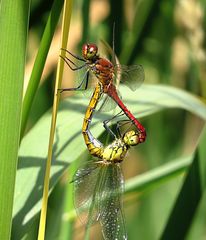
[187,125,206,239]
[0,1,30,239]
[108,0,123,55]
[160,127,206,239]
[125,155,193,193]
[126,84,206,120]
[80,0,91,45]
[120,0,157,64]
[21,0,64,138]
[198,127,206,188]
[57,165,76,240]
[160,152,201,239]
[37,1,73,239]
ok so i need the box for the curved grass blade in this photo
[13,84,206,238]
[160,127,206,239]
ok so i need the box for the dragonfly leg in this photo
[117,119,146,143]
[103,111,125,138]
[60,48,85,62]
[58,71,89,93]
[107,110,124,122]
[116,119,133,137]
[103,119,117,139]
[59,55,86,71]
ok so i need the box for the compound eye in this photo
[82,44,89,59]
[82,43,98,60]
[89,44,98,54]
[87,44,98,58]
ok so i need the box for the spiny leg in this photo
[58,48,88,92]
[58,70,89,93]
[59,55,86,71]
[116,119,134,137]
[60,48,85,62]
[103,111,124,139]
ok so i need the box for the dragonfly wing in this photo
[97,95,117,112]
[115,64,145,91]
[97,89,122,112]
[99,164,127,240]
[99,41,145,91]
[75,69,98,98]
[99,39,118,67]
[72,160,103,225]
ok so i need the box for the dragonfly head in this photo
[82,43,98,60]
[123,130,140,146]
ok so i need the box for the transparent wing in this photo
[97,95,117,112]
[97,89,122,112]
[99,39,117,67]
[115,64,145,91]
[75,67,98,99]
[99,164,127,240]
[72,160,105,225]
[99,40,144,92]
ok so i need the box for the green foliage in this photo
[0,0,205,239]
[0,1,30,239]
[13,85,206,239]
[21,0,64,138]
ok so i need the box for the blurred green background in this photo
[6,0,206,239]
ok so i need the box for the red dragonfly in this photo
[60,43,146,142]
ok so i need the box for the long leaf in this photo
[37,0,73,239]
[160,126,206,239]
[125,155,193,193]
[0,1,30,239]
[21,0,64,138]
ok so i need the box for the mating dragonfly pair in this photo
[60,42,146,240]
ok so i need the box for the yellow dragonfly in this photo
[72,82,142,240]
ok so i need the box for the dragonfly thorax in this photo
[101,138,128,163]
[92,58,115,86]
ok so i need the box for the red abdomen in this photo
[107,84,146,143]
